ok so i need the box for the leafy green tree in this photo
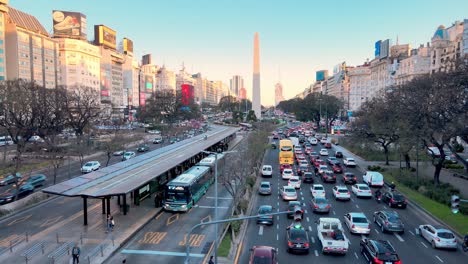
[246,110,257,122]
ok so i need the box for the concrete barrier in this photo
[0,192,50,214]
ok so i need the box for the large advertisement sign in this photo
[123,38,134,55]
[145,75,153,92]
[375,40,381,58]
[181,84,194,106]
[100,67,111,103]
[52,10,87,39]
[316,70,327,82]
[142,54,152,65]
[95,25,116,49]
[380,39,390,59]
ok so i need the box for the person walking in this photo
[72,244,80,264]
[106,214,114,233]
[208,255,214,264]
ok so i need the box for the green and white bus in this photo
[163,154,225,212]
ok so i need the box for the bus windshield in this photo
[166,191,187,203]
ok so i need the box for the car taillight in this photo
[368,224,371,229]
[333,176,336,178]
[390,198,395,203]
[336,192,340,195]
[288,241,294,247]
[314,205,319,208]
[394,261,402,264]
[304,242,310,247]
[358,190,362,192]
[325,205,331,209]
[353,177,357,180]
[373,257,384,264]
[347,192,351,195]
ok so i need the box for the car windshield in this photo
[166,191,186,202]
[314,186,324,191]
[259,206,272,214]
[315,198,327,204]
[359,185,369,190]
[263,167,271,171]
[289,178,298,182]
[387,215,400,222]
[338,189,348,193]
[393,194,405,201]
[252,256,272,264]
[285,188,295,193]
[84,162,93,166]
[352,217,367,223]
[438,232,454,239]
[260,183,270,188]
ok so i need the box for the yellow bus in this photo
[279,139,294,165]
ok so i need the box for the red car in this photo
[249,246,278,264]
[332,164,343,174]
[310,155,319,163]
[325,142,332,149]
[295,154,306,162]
[280,164,292,173]
[313,159,325,168]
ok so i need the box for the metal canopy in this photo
[42,125,238,198]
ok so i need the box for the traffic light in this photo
[293,205,303,222]
[451,195,460,214]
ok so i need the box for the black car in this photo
[382,191,407,209]
[342,172,357,184]
[0,184,34,205]
[271,142,277,149]
[322,171,336,183]
[286,224,310,254]
[335,151,343,158]
[287,201,303,219]
[303,172,314,183]
[137,144,150,152]
[257,205,274,225]
[360,238,401,264]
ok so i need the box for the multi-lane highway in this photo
[239,136,467,263]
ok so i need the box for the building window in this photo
[0,76,4,80]
[0,49,3,54]
[0,67,4,72]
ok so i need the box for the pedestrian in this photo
[106,214,113,233]
[154,193,159,208]
[110,216,115,231]
[72,244,80,264]
[208,255,214,264]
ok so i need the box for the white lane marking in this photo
[276,234,279,240]
[409,230,415,236]
[394,233,405,242]
[300,192,303,196]
[420,241,428,248]
[435,255,444,263]
[277,202,279,206]
[415,228,420,235]
[332,210,336,215]
[277,208,280,212]
[355,204,360,208]
[308,226,312,232]
[306,217,310,222]
[311,237,315,243]
[383,206,388,209]
[351,198,355,202]
[374,229,379,234]
[348,239,351,245]
[301,197,304,201]
[304,210,308,214]
[314,250,319,257]
[206,197,232,200]
[277,224,279,229]
[258,226,264,236]
[277,216,279,220]
[354,252,359,259]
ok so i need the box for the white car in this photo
[288,176,301,189]
[81,161,101,173]
[319,149,329,156]
[261,165,273,177]
[282,169,294,180]
[280,186,297,201]
[332,186,351,200]
[344,212,371,234]
[122,151,136,161]
[299,160,309,167]
[418,224,457,249]
[310,184,326,198]
[320,138,328,144]
[152,136,163,144]
[343,158,356,167]
[309,138,318,145]
[318,165,328,175]
[351,184,372,198]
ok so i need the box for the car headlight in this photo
[181,205,187,208]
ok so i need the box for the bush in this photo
[444,164,465,170]
[367,165,385,172]
[453,143,464,153]
[236,199,249,215]
[230,219,242,236]
[247,175,256,189]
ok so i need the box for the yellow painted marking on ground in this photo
[0,234,24,247]
[166,214,179,226]
[40,216,63,228]
[200,215,211,228]
[138,232,167,244]
[178,234,205,247]
[7,214,32,226]
[155,212,163,220]
[234,241,243,264]
[202,241,215,264]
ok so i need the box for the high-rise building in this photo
[2,4,60,88]
[394,44,430,85]
[430,22,465,73]
[252,32,261,118]
[274,83,284,106]
[348,64,371,111]
[229,75,243,98]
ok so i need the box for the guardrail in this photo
[21,241,48,264]
[47,241,74,264]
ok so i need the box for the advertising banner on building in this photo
[181,84,194,106]
[380,39,390,59]
[145,75,153,92]
[316,70,326,81]
[95,25,116,49]
[52,10,87,39]
[123,38,134,56]
[375,40,381,58]
[100,67,111,103]
[139,92,146,106]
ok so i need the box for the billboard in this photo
[181,84,194,106]
[316,70,328,82]
[142,54,152,65]
[52,10,87,39]
[145,75,153,92]
[123,38,134,55]
[380,39,390,59]
[375,40,381,58]
[100,67,111,103]
[139,92,146,107]
[94,25,116,49]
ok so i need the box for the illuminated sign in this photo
[94,25,116,49]
[168,186,185,191]
[123,38,134,55]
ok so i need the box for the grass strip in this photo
[218,231,232,257]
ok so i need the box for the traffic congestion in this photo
[242,122,465,264]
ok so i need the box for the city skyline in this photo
[10,0,468,105]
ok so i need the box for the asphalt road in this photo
[239,139,468,264]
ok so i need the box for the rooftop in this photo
[8,7,49,36]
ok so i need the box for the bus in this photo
[163,154,225,212]
[279,139,294,165]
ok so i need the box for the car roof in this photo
[335,185,348,190]
[259,205,272,210]
[355,183,368,187]
[433,226,452,233]
[371,240,395,253]
[263,165,272,168]
[313,184,324,188]
[260,181,270,185]
[252,246,274,257]
[290,176,300,180]
[288,201,301,206]
[381,210,399,217]
[349,212,366,218]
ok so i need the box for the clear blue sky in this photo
[11,0,468,105]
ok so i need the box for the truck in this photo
[316,217,349,255]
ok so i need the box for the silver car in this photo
[418,224,457,249]
[258,181,272,195]
[344,212,370,235]
[280,186,297,201]
[373,211,404,234]
[311,197,331,214]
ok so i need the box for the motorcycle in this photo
[375,192,382,203]
[462,235,468,252]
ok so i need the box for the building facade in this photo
[229,75,243,98]
[348,65,371,111]
[155,66,176,92]
[394,45,430,85]
[274,82,284,106]
[430,22,466,73]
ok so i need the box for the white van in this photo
[0,136,13,146]
[363,171,384,187]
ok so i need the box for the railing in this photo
[21,241,48,264]
[47,241,74,264]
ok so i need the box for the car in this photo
[311,197,331,214]
[137,144,150,152]
[152,137,163,144]
[299,160,309,167]
[319,149,329,156]
[248,246,278,264]
[303,172,314,183]
[373,211,405,234]
[113,150,124,156]
[146,129,161,134]
[169,137,177,144]
[342,172,357,184]
[81,161,100,173]
[318,165,328,175]
[335,151,343,158]
[304,146,313,155]
[295,154,306,162]
[271,142,277,149]
[258,181,272,195]
[0,173,23,186]
[28,135,45,143]
[327,157,338,165]
[320,138,328,144]
[296,165,309,176]
[0,184,34,205]
[23,174,47,189]
[344,212,370,234]
[280,186,297,201]
[324,142,332,149]
[360,238,401,264]
[332,164,343,173]
[321,170,336,183]
[418,224,457,250]
[122,151,136,161]
[382,191,407,208]
[257,205,274,225]
[352,184,372,198]
[287,201,303,219]
[309,138,318,145]
[261,165,273,177]
[343,158,356,167]
[280,164,292,173]
[282,169,294,180]
[332,186,351,201]
[310,184,326,198]
[363,171,384,187]
[286,224,310,254]
[288,176,301,189]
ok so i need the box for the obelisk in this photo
[252,32,261,119]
